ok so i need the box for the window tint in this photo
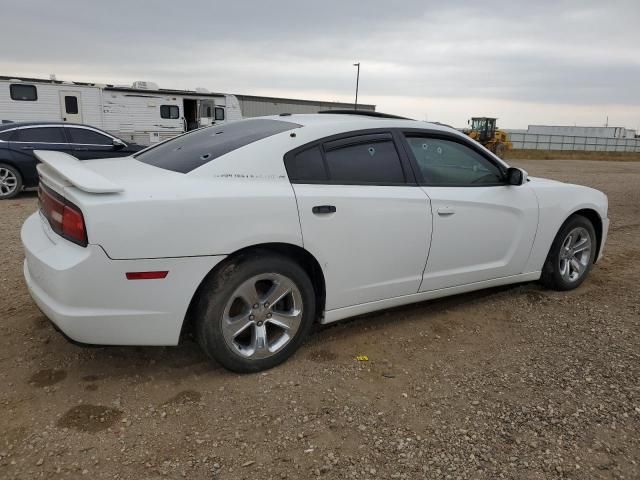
[323,139,405,184]
[160,105,179,119]
[405,136,504,186]
[67,127,112,145]
[64,96,79,114]
[214,107,225,121]
[285,146,328,183]
[136,118,300,173]
[10,84,37,101]
[14,127,66,143]
[0,130,14,141]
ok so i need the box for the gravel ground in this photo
[1,159,639,480]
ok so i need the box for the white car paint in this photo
[21,114,609,346]
[294,183,431,309]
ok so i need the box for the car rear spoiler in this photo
[34,150,124,194]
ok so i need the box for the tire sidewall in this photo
[0,163,22,200]
[196,252,316,373]
[545,215,597,290]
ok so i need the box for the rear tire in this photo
[195,251,316,373]
[540,214,596,291]
[0,163,22,200]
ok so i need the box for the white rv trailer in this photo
[0,76,242,145]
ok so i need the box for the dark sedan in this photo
[0,122,143,199]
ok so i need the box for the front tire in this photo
[540,214,596,291]
[0,163,22,199]
[195,252,316,373]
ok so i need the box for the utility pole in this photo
[353,62,360,110]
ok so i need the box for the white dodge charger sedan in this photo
[21,112,609,372]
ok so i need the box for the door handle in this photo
[437,207,455,216]
[21,146,34,150]
[73,147,89,151]
[312,205,336,215]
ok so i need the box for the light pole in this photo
[353,62,360,110]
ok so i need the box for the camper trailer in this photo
[0,76,242,145]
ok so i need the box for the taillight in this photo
[38,183,88,247]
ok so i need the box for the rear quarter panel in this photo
[66,157,302,260]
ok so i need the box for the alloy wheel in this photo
[221,273,303,359]
[0,167,18,197]
[558,227,592,283]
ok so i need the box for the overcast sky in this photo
[1,0,638,129]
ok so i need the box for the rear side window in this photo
[67,128,113,145]
[10,84,38,101]
[285,146,328,183]
[324,138,405,184]
[14,127,66,143]
[136,118,300,173]
[0,130,14,141]
[160,105,179,119]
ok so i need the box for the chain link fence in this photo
[508,133,640,152]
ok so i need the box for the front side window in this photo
[323,136,405,184]
[14,127,66,143]
[160,105,179,119]
[214,107,225,121]
[405,136,504,186]
[66,128,112,145]
[10,84,38,101]
[64,96,79,114]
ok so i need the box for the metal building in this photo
[527,125,636,139]
[236,94,375,118]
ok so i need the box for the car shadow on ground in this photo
[42,281,544,377]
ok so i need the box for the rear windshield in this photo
[135,118,300,173]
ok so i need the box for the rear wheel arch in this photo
[180,243,326,341]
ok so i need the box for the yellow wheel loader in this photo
[465,117,512,158]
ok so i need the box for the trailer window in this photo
[135,118,301,173]
[214,107,225,121]
[10,84,38,101]
[64,96,79,114]
[160,105,179,119]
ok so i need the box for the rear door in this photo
[287,131,432,311]
[59,91,83,123]
[9,127,69,184]
[65,126,119,159]
[401,132,538,291]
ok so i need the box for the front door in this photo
[59,91,83,123]
[401,134,538,292]
[287,132,432,311]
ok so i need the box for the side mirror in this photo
[506,167,528,186]
[112,138,126,150]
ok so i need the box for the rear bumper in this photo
[22,212,224,345]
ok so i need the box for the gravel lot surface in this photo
[1,159,639,479]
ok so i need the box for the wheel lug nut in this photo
[257,321,263,326]
[267,313,272,318]
[249,315,255,321]
[253,304,259,309]
[264,302,269,308]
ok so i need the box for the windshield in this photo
[135,118,301,173]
